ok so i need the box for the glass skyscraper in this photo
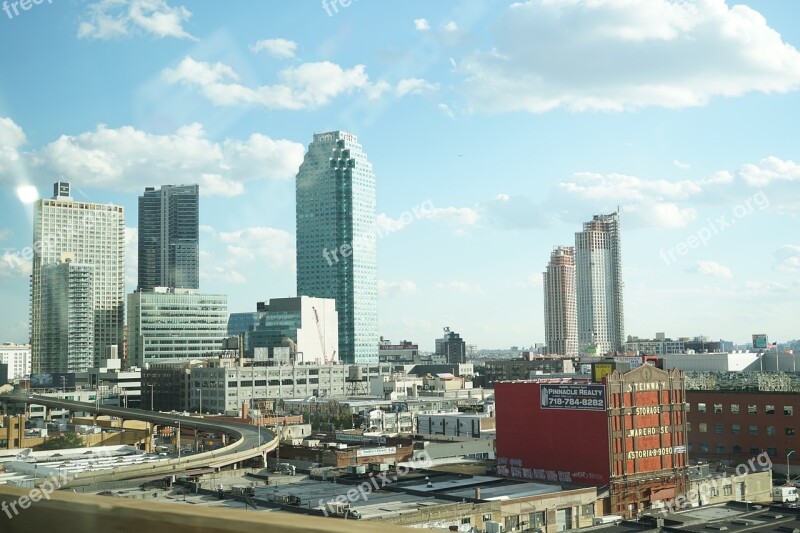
[31,182,125,371]
[296,131,378,364]
[138,184,199,291]
[575,212,624,354]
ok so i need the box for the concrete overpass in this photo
[0,394,277,488]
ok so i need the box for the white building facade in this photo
[31,182,125,371]
[0,343,31,380]
[575,212,624,354]
[128,288,228,367]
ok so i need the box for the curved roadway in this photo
[0,393,277,487]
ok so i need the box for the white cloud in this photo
[0,117,26,178]
[0,252,31,278]
[396,78,439,97]
[438,103,455,119]
[78,0,195,40]
[556,170,734,228]
[691,260,733,279]
[0,120,305,195]
[461,0,800,113]
[163,57,393,110]
[215,226,295,270]
[0,229,12,241]
[443,21,458,32]
[250,38,298,59]
[378,280,418,297]
[740,156,800,186]
[414,18,430,31]
[775,245,800,272]
[673,159,691,170]
[435,280,483,294]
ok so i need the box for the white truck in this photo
[772,486,799,503]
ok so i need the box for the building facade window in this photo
[749,425,758,436]
[731,404,739,414]
[732,424,741,435]
[787,427,796,437]
[768,448,778,457]
[785,406,794,416]
[714,404,723,414]
[715,423,724,434]
[768,426,776,436]
[766,405,775,415]
[699,423,708,433]
[748,405,757,415]
[698,403,707,413]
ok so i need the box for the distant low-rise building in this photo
[435,328,466,364]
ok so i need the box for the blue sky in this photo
[1,0,799,350]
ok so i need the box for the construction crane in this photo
[312,306,329,364]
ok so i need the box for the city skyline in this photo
[0,1,799,349]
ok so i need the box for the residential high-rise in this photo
[575,211,624,354]
[296,131,377,364]
[435,328,467,365]
[127,288,227,368]
[0,343,32,381]
[31,182,125,371]
[543,246,578,356]
[138,184,199,291]
[39,259,95,372]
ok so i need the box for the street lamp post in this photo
[788,450,795,485]
[175,420,181,459]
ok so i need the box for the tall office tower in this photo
[138,184,199,291]
[296,131,378,364]
[575,211,624,354]
[543,246,578,356]
[39,259,95,372]
[31,182,125,371]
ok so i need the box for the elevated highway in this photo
[0,394,277,488]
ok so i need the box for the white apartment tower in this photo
[543,246,578,356]
[574,212,624,354]
[31,182,125,372]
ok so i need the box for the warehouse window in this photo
[766,405,775,415]
[731,404,740,414]
[786,406,794,416]
[714,404,723,414]
[715,423,724,434]
[716,444,725,453]
[700,442,709,453]
[767,426,776,436]
[787,427,796,437]
[733,445,742,454]
[710,487,719,497]
[748,405,757,414]
[699,423,708,433]
[698,403,707,413]
[768,448,778,457]
[732,424,741,435]
[724,486,732,496]
[750,447,760,456]
[750,425,759,436]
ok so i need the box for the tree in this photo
[34,432,84,451]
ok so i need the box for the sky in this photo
[0,0,799,351]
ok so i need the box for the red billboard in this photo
[495,381,610,485]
